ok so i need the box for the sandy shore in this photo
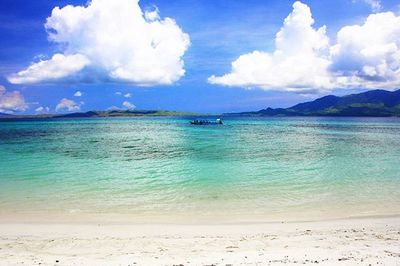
[0,216,399,265]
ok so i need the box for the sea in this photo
[0,117,399,222]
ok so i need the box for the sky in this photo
[1,0,400,114]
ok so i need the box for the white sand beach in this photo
[0,216,399,265]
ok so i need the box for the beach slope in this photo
[0,217,399,265]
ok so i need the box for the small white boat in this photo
[190,118,223,125]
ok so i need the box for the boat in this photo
[190,118,223,125]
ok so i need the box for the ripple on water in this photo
[0,117,400,220]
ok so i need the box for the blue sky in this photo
[0,0,400,114]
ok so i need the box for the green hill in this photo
[228,89,400,117]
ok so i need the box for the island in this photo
[226,89,400,117]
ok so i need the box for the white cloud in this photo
[115,91,132,97]
[74,90,83,97]
[209,1,400,92]
[0,85,28,113]
[107,106,122,111]
[359,0,382,12]
[35,106,50,113]
[56,98,81,112]
[123,101,136,110]
[108,100,136,110]
[330,11,400,89]
[8,54,90,84]
[144,6,160,21]
[8,0,190,86]
[208,1,333,93]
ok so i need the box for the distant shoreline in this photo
[1,112,400,122]
[2,88,400,119]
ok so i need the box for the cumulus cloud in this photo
[8,54,90,84]
[144,6,160,21]
[56,98,81,112]
[124,93,132,98]
[107,100,136,110]
[359,0,382,12]
[209,1,400,92]
[74,91,83,97]
[330,11,400,89]
[123,101,136,110]
[35,106,50,113]
[0,85,28,113]
[115,92,122,96]
[107,106,122,111]
[8,0,190,86]
[209,2,332,93]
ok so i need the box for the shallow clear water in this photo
[0,117,399,222]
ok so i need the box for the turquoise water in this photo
[0,117,400,222]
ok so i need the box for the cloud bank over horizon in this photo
[55,98,82,112]
[35,106,50,113]
[209,1,400,93]
[8,0,190,86]
[0,85,27,114]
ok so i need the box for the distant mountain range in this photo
[2,89,400,120]
[227,89,400,117]
[0,110,200,120]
